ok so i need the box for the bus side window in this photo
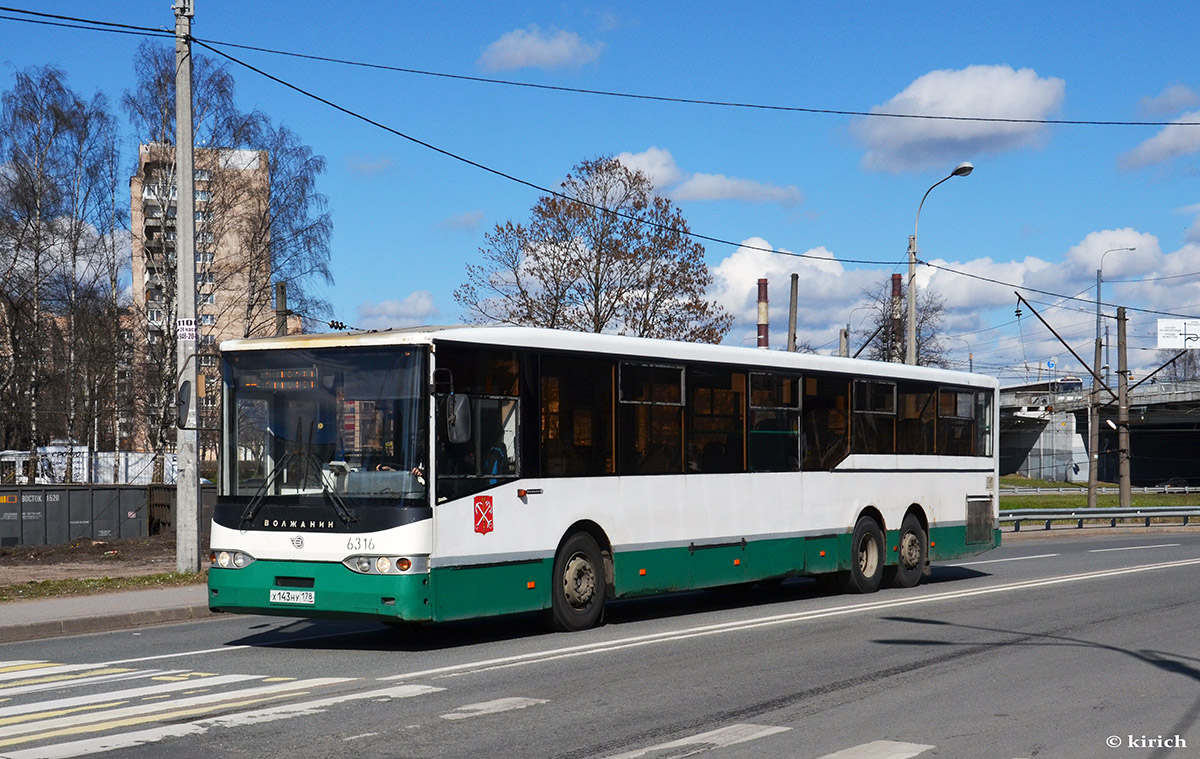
[687,368,746,473]
[748,373,799,472]
[803,376,848,471]
[540,355,615,477]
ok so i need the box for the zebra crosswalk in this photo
[0,659,1038,759]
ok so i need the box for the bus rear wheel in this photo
[885,513,927,589]
[838,517,884,594]
[550,532,606,632]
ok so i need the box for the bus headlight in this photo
[342,555,428,575]
[212,550,255,569]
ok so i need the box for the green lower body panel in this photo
[613,524,998,598]
[209,525,1000,623]
[209,561,433,623]
[430,559,552,621]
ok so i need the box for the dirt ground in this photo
[0,534,184,585]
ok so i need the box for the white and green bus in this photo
[208,326,999,631]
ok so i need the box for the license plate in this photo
[270,589,315,605]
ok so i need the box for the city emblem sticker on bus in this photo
[474,496,494,535]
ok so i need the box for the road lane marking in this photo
[947,553,1059,566]
[816,739,935,758]
[0,677,353,744]
[0,666,125,685]
[601,723,791,758]
[0,664,58,676]
[1089,543,1180,553]
[379,557,1200,682]
[440,697,547,720]
[0,684,439,759]
[0,674,260,721]
[0,671,189,698]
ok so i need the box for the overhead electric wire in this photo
[3,6,1200,128]
[4,5,1198,328]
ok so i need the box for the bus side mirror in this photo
[447,394,471,444]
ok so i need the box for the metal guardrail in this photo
[1001,486,1199,496]
[1001,506,1200,532]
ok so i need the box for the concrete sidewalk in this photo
[0,585,214,644]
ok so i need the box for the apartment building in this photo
[129,143,286,454]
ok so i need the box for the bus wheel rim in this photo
[563,552,596,608]
[899,531,922,569]
[857,535,878,576]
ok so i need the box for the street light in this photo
[907,161,973,365]
[842,304,875,357]
[947,336,974,373]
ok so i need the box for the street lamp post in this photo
[907,162,973,365]
[948,336,973,373]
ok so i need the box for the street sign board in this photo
[176,318,197,343]
[1157,319,1200,349]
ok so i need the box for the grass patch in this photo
[0,571,207,603]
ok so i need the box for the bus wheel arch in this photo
[838,510,885,594]
[549,522,612,632]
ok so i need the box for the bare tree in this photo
[455,156,730,343]
[857,278,950,368]
[0,67,72,480]
[1155,348,1200,382]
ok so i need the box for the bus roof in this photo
[221,325,996,389]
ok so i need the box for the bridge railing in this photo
[1001,506,1200,532]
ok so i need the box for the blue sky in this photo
[3,2,1199,384]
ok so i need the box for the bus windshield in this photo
[222,346,427,503]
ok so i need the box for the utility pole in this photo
[174,0,201,573]
[1117,307,1131,509]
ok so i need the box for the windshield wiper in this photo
[300,451,358,525]
[239,450,297,524]
[239,450,359,526]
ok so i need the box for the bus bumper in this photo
[208,560,433,623]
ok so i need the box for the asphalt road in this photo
[2,529,1198,759]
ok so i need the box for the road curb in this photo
[0,605,218,644]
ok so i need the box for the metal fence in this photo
[1001,486,1199,496]
[1001,506,1200,532]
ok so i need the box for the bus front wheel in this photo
[550,532,606,632]
[838,517,884,594]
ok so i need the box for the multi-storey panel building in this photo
[129,143,287,462]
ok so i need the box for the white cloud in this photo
[1139,84,1200,115]
[1119,110,1200,169]
[708,237,873,348]
[436,211,484,231]
[1063,228,1160,277]
[854,65,1065,172]
[673,173,803,206]
[356,291,439,330]
[478,26,604,71]
[617,147,802,207]
[616,147,684,187]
